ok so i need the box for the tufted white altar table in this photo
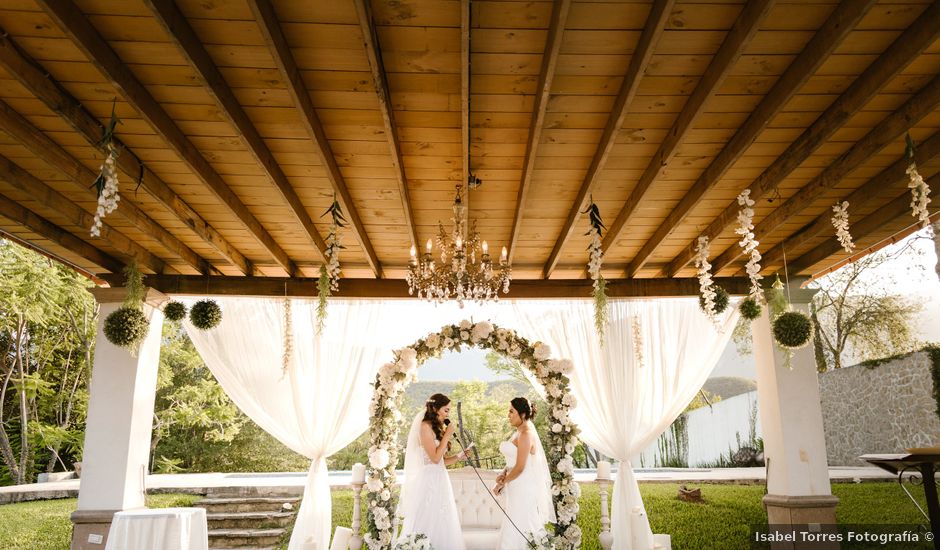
[104,507,208,550]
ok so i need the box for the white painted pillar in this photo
[71,287,166,550]
[753,280,838,548]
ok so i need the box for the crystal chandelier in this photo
[407,184,511,306]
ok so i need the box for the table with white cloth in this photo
[105,507,208,550]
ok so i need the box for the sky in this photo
[418,228,940,383]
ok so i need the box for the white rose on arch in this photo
[533,342,551,361]
[425,333,440,349]
[471,321,493,342]
[369,448,390,469]
[398,348,418,371]
[366,477,383,492]
[459,319,472,330]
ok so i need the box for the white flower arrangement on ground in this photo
[90,141,120,237]
[364,321,581,549]
[831,201,855,253]
[735,190,763,300]
[694,236,718,322]
[394,533,432,550]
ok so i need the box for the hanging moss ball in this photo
[163,301,187,322]
[699,285,730,314]
[104,306,149,347]
[773,311,813,349]
[190,299,222,330]
[739,298,762,321]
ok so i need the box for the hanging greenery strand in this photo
[103,261,149,352]
[317,196,346,333]
[90,102,122,237]
[582,197,608,342]
[905,134,932,230]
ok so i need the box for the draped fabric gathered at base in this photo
[510,299,738,549]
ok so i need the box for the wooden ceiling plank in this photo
[0,153,166,274]
[760,129,940,271]
[0,191,124,273]
[462,0,470,223]
[789,174,940,276]
[604,0,776,275]
[144,0,333,272]
[711,73,940,273]
[352,0,419,256]
[36,0,295,275]
[0,98,212,274]
[666,1,940,277]
[625,0,876,278]
[0,30,252,275]
[248,0,382,278]
[507,0,571,264]
[542,0,675,279]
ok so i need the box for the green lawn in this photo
[0,483,930,550]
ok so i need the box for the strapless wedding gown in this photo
[497,435,549,549]
[398,442,466,550]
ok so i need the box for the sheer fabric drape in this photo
[510,299,738,549]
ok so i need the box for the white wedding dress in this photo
[496,422,556,549]
[398,415,465,550]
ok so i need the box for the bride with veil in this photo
[493,397,556,549]
[398,393,471,549]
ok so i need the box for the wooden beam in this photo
[134,274,750,299]
[666,1,940,277]
[626,0,876,277]
[605,0,776,271]
[351,0,418,255]
[0,29,251,276]
[461,0,471,223]
[789,174,940,275]
[0,98,212,275]
[36,0,295,275]
[0,153,166,274]
[543,0,675,278]
[145,0,331,270]
[712,73,940,272]
[0,227,107,284]
[247,0,384,278]
[0,191,124,273]
[760,130,940,271]
[507,0,571,263]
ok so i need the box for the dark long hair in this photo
[423,393,451,443]
[510,396,537,421]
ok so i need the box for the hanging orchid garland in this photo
[905,134,932,230]
[735,190,763,300]
[694,235,719,322]
[90,104,122,237]
[282,296,293,374]
[831,201,855,253]
[317,196,346,333]
[582,198,608,342]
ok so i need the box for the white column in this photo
[71,287,166,550]
[753,280,838,547]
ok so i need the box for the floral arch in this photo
[364,320,582,549]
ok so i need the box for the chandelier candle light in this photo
[407,184,511,306]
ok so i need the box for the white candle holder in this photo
[597,477,613,550]
[349,481,365,549]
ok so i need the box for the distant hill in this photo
[404,379,530,408]
[703,376,757,400]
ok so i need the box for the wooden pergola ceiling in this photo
[0,0,937,297]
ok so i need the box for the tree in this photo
[0,240,96,485]
[810,242,924,371]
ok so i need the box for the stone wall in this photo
[819,350,939,466]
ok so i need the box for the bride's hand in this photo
[444,421,456,436]
[493,482,504,495]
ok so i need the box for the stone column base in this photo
[763,494,840,549]
[70,509,117,550]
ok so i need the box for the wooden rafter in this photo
[461,0,471,222]
[36,0,295,275]
[789,174,940,275]
[666,2,940,277]
[0,153,166,273]
[0,192,124,274]
[145,0,331,270]
[603,0,775,269]
[625,0,876,277]
[759,130,940,271]
[542,0,675,278]
[133,274,750,299]
[712,74,940,273]
[351,0,419,254]
[0,99,211,274]
[507,0,571,263]
[0,29,251,276]
[246,0,384,277]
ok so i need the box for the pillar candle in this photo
[597,460,611,480]
[351,463,366,484]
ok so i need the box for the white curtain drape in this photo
[182,297,390,550]
[510,299,738,549]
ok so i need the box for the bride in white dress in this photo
[493,397,556,549]
[398,393,471,549]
